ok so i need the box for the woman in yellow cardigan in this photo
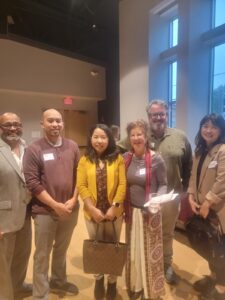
[77,124,126,300]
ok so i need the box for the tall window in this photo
[168,18,178,127]
[170,18,178,47]
[168,61,177,127]
[211,43,225,116]
[214,0,225,27]
[149,1,225,141]
[211,0,225,116]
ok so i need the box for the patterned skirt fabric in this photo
[125,208,165,299]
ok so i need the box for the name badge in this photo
[150,142,155,149]
[139,168,146,175]
[43,153,55,161]
[208,160,217,168]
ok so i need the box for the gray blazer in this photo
[0,138,29,233]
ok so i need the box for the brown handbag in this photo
[83,221,127,276]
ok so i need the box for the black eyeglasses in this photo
[149,112,166,119]
[0,122,22,129]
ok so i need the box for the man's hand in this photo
[0,230,4,240]
[105,206,117,221]
[65,197,77,212]
[65,188,78,212]
[53,202,72,217]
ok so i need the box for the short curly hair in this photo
[126,119,149,148]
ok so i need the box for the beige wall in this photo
[0,39,105,99]
[119,0,158,137]
[0,39,106,144]
[0,90,98,144]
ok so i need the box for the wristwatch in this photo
[112,202,120,207]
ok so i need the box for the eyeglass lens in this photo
[0,122,22,128]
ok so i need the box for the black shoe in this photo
[199,287,225,300]
[49,281,79,295]
[193,276,216,294]
[94,277,105,300]
[106,282,117,300]
[164,265,179,285]
[128,290,143,300]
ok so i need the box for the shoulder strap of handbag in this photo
[95,221,119,244]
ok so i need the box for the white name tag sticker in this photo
[150,142,155,149]
[43,153,55,161]
[139,168,146,175]
[208,160,217,168]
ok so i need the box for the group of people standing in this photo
[0,99,225,300]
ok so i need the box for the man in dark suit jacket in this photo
[0,112,31,300]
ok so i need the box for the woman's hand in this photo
[84,198,105,223]
[105,206,117,221]
[90,207,105,223]
[189,194,200,214]
[199,200,210,218]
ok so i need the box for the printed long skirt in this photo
[125,208,165,299]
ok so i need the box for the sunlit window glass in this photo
[214,0,225,27]
[169,61,177,127]
[170,18,178,47]
[211,43,225,117]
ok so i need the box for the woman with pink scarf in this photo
[124,120,167,300]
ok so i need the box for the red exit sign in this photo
[63,97,73,105]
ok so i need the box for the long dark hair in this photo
[85,124,119,163]
[195,113,225,156]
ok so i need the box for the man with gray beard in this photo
[146,100,192,284]
[0,112,31,300]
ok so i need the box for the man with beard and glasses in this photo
[0,112,32,300]
[118,100,192,285]
[146,100,192,284]
[23,109,80,300]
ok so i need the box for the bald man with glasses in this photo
[0,112,32,300]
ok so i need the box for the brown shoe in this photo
[199,287,225,300]
[14,283,32,295]
[49,281,79,295]
[193,276,216,294]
